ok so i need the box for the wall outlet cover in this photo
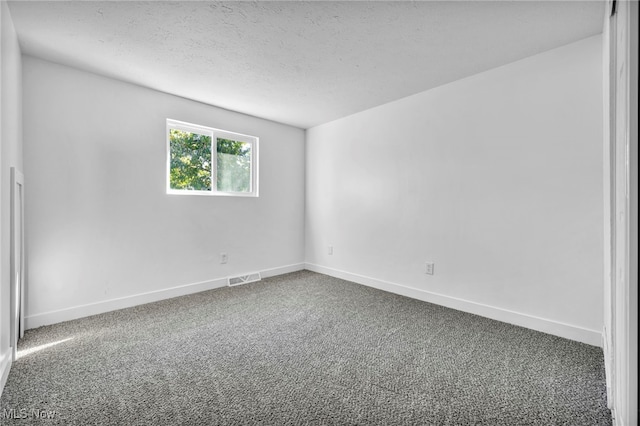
[425,262,434,275]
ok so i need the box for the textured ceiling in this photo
[8,1,604,129]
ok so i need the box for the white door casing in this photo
[10,167,24,361]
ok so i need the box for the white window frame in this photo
[166,119,259,197]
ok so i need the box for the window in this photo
[166,119,258,196]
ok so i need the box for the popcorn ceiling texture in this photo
[1,271,611,425]
[7,1,603,128]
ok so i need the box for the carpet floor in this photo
[1,270,611,425]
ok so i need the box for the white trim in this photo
[605,0,638,423]
[24,263,304,330]
[166,189,258,198]
[261,262,305,278]
[603,325,614,409]
[601,0,615,412]
[25,277,226,329]
[305,263,603,347]
[0,349,12,397]
[10,167,25,362]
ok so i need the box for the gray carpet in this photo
[1,270,611,425]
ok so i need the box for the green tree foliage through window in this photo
[169,128,252,193]
[169,129,212,191]
[217,138,252,193]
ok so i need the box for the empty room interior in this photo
[0,1,637,425]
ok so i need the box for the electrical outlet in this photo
[425,262,434,275]
[220,253,228,264]
[328,245,333,255]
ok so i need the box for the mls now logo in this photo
[1,408,57,419]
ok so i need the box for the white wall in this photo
[306,35,604,346]
[0,1,23,392]
[22,57,305,327]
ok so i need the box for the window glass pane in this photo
[217,138,252,193]
[169,129,212,191]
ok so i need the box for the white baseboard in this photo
[25,263,305,330]
[0,349,12,397]
[305,263,603,347]
[261,262,305,278]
